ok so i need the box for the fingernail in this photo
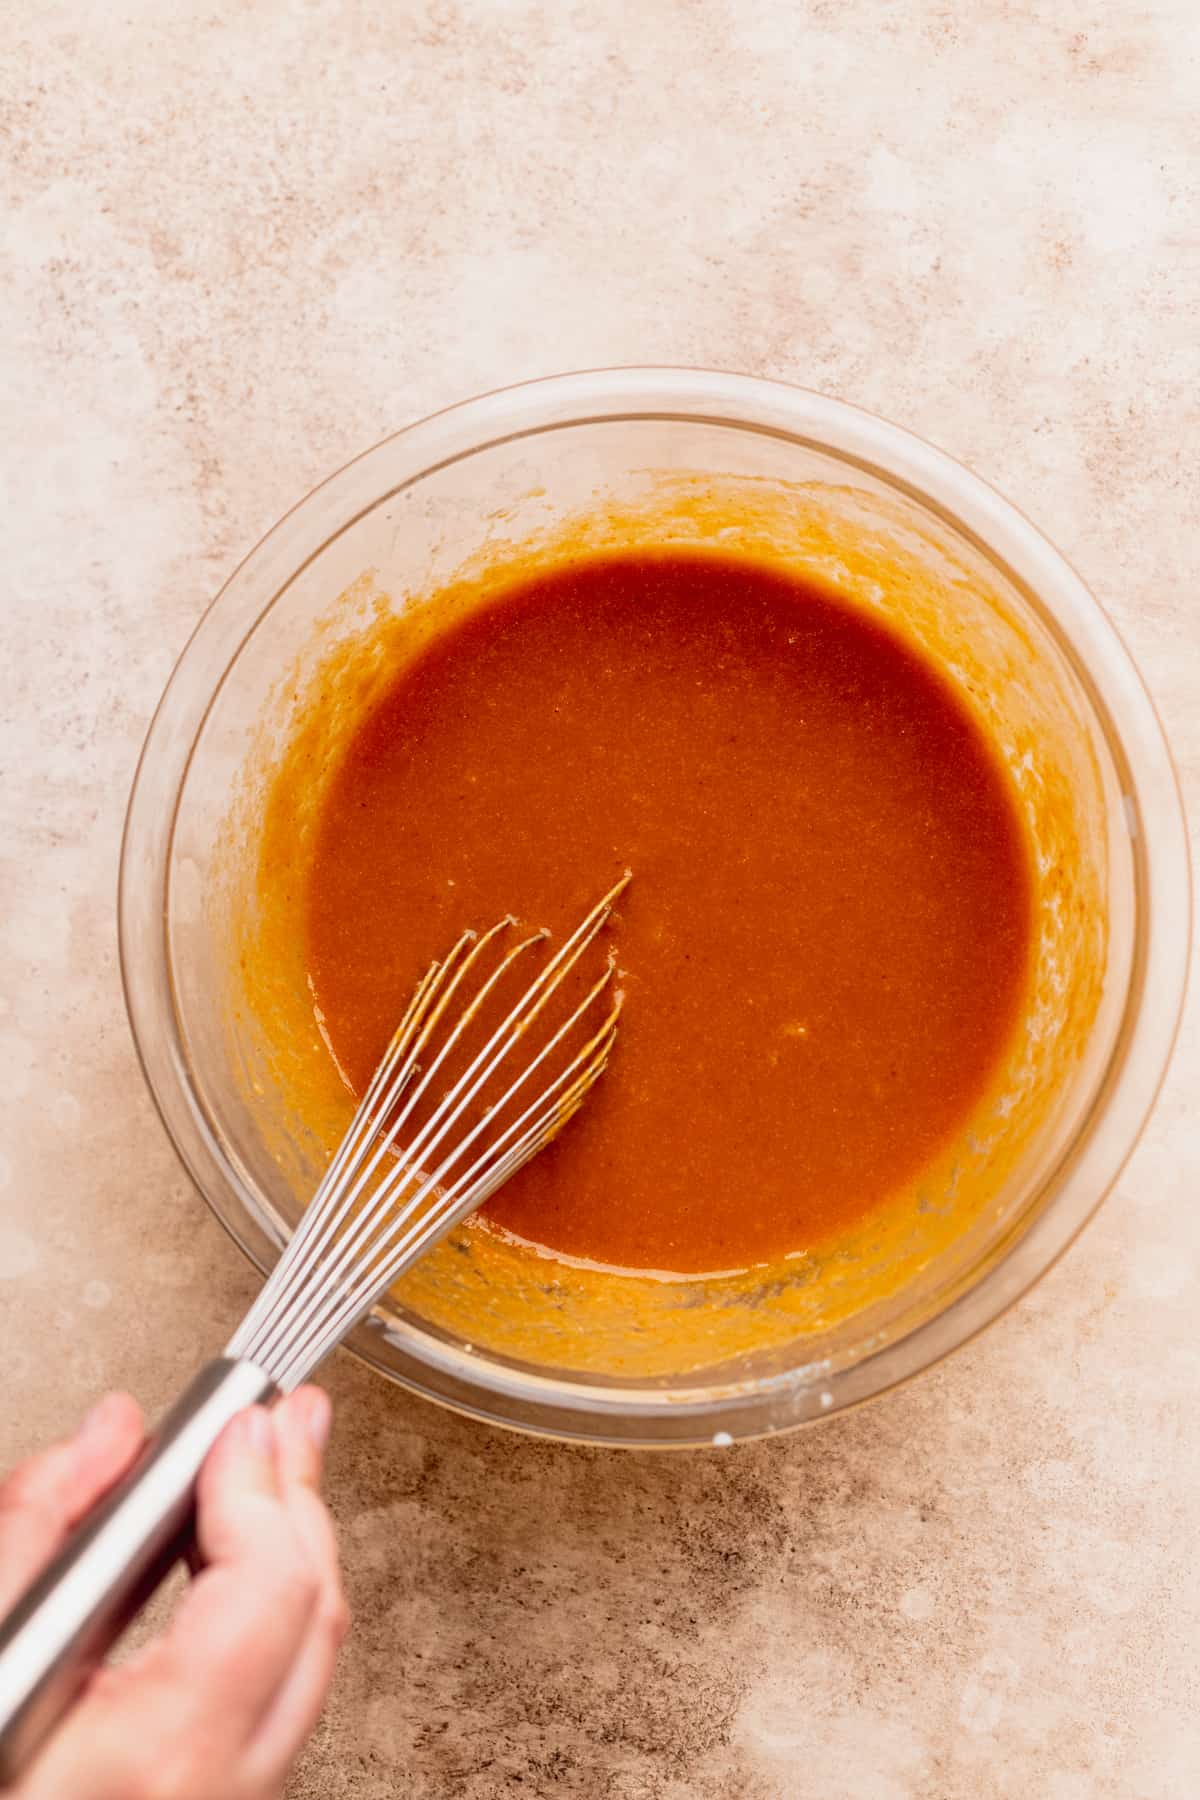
[79,1395,118,1447]
[302,1389,332,1452]
[244,1407,274,1457]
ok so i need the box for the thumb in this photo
[194,1404,282,1563]
[0,1394,144,1614]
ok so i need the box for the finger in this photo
[246,1390,348,1785]
[244,1527,347,1790]
[0,1394,144,1611]
[94,1406,322,1764]
[272,1385,331,1492]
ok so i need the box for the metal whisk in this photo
[0,877,628,1782]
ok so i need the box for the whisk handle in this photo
[0,1356,274,1787]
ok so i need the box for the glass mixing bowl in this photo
[119,368,1189,1445]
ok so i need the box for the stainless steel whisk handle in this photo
[0,1357,275,1787]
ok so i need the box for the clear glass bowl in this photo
[119,368,1190,1445]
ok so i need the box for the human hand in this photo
[0,1388,348,1799]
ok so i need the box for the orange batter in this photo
[304,549,1032,1275]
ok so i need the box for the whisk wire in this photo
[267,983,621,1388]
[229,945,464,1374]
[279,923,524,1305]
[245,937,471,1334]
[227,875,629,1390]
[369,879,622,1203]
[242,923,547,1379]
[260,941,619,1386]
[258,887,619,1371]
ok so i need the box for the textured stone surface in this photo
[2,2,1198,1795]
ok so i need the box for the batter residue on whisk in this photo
[302,549,1033,1276]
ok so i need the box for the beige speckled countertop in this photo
[3,4,1198,1795]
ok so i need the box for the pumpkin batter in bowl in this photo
[302,548,1033,1279]
[234,465,1114,1392]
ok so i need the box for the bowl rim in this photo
[119,365,1191,1446]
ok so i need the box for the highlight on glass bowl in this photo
[119,367,1190,1446]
